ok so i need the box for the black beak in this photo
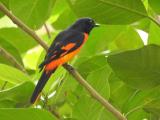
[94,23,100,27]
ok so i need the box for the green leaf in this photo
[86,65,110,99]
[78,25,126,57]
[0,64,30,84]
[68,0,147,24]
[108,45,160,89]
[109,73,136,111]
[0,82,34,108]
[72,95,103,120]
[0,37,23,66]
[76,55,110,77]
[109,26,144,51]
[0,0,9,18]
[0,108,56,120]
[144,99,160,117]
[0,28,37,53]
[9,0,56,29]
[148,22,160,45]
[71,56,110,120]
[52,7,77,30]
[149,0,160,14]
[133,18,151,32]
[127,109,149,120]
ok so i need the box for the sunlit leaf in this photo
[68,0,147,24]
[108,45,160,89]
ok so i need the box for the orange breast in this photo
[45,33,88,71]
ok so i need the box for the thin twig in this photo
[0,3,127,120]
[44,23,51,39]
[48,106,61,120]
[0,47,26,72]
[1,81,8,90]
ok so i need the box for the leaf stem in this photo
[0,2,127,120]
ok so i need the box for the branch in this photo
[44,23,51,39]
[0,47,26,72]
[0,3,127,120]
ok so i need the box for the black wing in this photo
[39,30,84,69]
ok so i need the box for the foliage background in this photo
[0,0,160,119]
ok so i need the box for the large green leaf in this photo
[73,66,110,120]
[0,108,56,120]
[0,1,9,18]
[0,64,30,84]
[109,73,136,111]
[108,45,160,89]
[52,7,77,30]
[70,56,110,119]
[68,0,147,24]
[0,82,34,108]
[144,99,160,117]
[72,66,110,119]
[9,0,56,29]
[109,26,144,51]
[148,22,160,45]
[78,25,126,57]
[0,37,23,66]
[149,0,160,14]
[122,86,160,118]
[0,28,37,53]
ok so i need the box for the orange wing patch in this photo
[45,33,89,71]
[62,43,76,50]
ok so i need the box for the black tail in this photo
[30,68,57,104]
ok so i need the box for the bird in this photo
[30,17,99,104]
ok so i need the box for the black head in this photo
[68,18,99,34]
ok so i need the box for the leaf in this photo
[52,7,77,30]
[109,73,136,111]
[144,99,160,117]
[0,28,37,53]
[9,0,56,29]
[133,18,151,32]
[109,26,144,51]
[119,86,160,118]
[67,0,147,24]
[86,64,110,99]
[0,82,34,108]
[0,64,30,84]
[127,109,149,120]
[0,108,56,120]
[78,25,126,57]
[72,56,110,120]
[0,0,9,18]
[77,55,110,77]
[72,95,103,120]
[108,45,160,89]
[148,22,160,45]
[149,0,160,14]
[23,46,43,70]
[0,37,23,66]
[123,86,160,114]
